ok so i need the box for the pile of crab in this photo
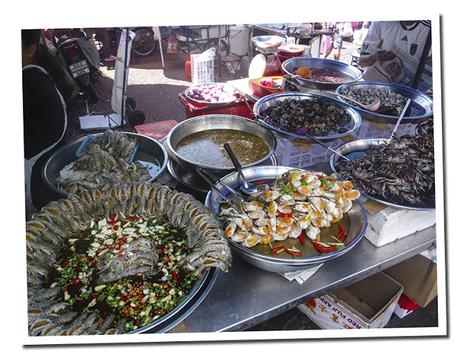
[26,183,231,335]
[336,120,434,205]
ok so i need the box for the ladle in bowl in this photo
[223,143,264,196]
[335,93,381,112]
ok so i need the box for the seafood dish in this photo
[26,183,231,335]
[185,83,239,104]
[295,67,353,84]
[258,97,353,137]
[337,86,411,116]
[335,120,434,207]
[219,170,361,256]
[56,130,151,195]
[175,129,270,167]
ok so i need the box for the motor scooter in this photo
[55,29,100,104]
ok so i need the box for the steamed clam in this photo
[218,170,360,253]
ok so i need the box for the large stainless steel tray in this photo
[165,114,277,173]
[281,57,362,90]
[329,138,435,210]
[167,155,278,193]
[253,92,362,141]
[205,166,368,273]
[26,182,229,336]
[336,81,433,122]
[43,132,168,198]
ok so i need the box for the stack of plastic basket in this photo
[191,48,216,84]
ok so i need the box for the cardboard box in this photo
[384,253,437,308]
[364,206,436,247]
[298,273,403,329]
[393,294,420,319]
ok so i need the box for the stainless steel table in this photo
[169,224,436,332]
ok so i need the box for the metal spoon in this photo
[195,167,245,213]
[223,143,261,195]
[335,93,381,112]
[389,98,412,140]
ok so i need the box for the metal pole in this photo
[120,27,130,126]
[411,27,432,89]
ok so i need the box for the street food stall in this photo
[25,27,437,337]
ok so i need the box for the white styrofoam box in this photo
[365,207,436,247]
[273,118,418,170]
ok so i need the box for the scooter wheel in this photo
[126,97,137,111]
[127,110,145,126]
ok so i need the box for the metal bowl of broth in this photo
[165,115,277,174]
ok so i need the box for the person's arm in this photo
[359,22,382,67]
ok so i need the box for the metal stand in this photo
[120,27,130,127]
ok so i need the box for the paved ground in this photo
[64,38,438,332]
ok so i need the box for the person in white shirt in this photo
[359,21,432,91]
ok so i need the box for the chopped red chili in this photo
[285,248,302,256]
[299,233,305,245]
[276,212,293,218]
[311,241,337,253]
[271,245,286,253]
[172,271,180,285]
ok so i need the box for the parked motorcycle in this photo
[54,29,100,104]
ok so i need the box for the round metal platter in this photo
[167,155,278,193]
[335,81,433,122]
[134,268,219,333]
[281,57,363,90]
[43,132,168,198]
[205,165,368,273]
[253,92,362,141]
[184,82,240,106]
[329,138,435,210]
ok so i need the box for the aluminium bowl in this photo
[282,57,362,90]
[329,138,435,210]
[336,81,433,122]
[43,132,168,199]
[205,165,368,273]
[165,114,277,174]
[251,35,285,51]
[184,82,240,106]
[253,92,362,141]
